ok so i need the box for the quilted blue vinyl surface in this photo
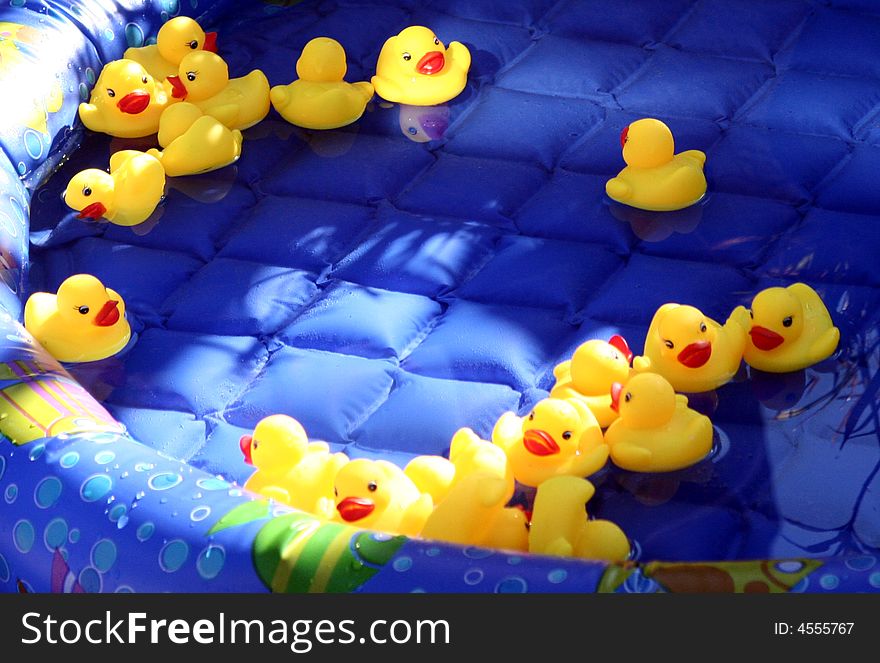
[27,0,880,566]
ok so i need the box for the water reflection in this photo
[66,354,126,403]
[608,196,706,242]
[64,330,138,403]
[682,389,719,418]
[241,119,296,142]
[166,166,238,203]
[750,367,807,412]
[398,104,450,143]
[128,202,165,236]
[614,455,715,507]
[108,135,159,155]
[293,126,358,157]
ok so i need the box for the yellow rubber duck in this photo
[78,59,176,137]
[63,150,165,227]
[123,16,218,81]
[737,283,840,373]
[420,473,528,552]
[404,426,514,504]
[269,37,374,130]
[332,459,433,536]
[24,274,131,363]
[371,26,471,106]
[403,454,456,504]
[529,476,630,562]
[604,372,714,472]
[492,397,608,488]
[240,414,348,517]
[146,102,242,177]
[606,118,707,212]
[404,428,525,550]
[166,51,270,130]
[634,303,750,393]
[550,334,633,428]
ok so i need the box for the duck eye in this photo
[700,322,707,333]
[664,339,674,349]
[334,487,338,497]
[77,305,90,315]
[433,37,440,45]
[82,186,92,197]
[402,52,411,61]
[142,76,148,84]
[252,441,258,449]
[624,392,632,402]
[561,431,572,440]
[528,412,534,421]
[189,39,198,49]
[186,71,196,82]
[106,88,115,97]
[367,481,377,492]
[782,316,793,327]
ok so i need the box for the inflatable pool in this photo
[1,0,879,593]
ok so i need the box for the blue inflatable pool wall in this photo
[1,0,879,593]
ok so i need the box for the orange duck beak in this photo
[239,434,253,465]
[608,334,633,363]
[167,76,188,99]
[117,90,150,114]
[416,51,445,75]
[76,201,107,220]
[336,497,375,522]
[677,341,712,368]
[522,429,560,456]
[203,31,218,53]
[93,300,120,327]
[749,326,785,351]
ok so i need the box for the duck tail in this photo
[679,149,706,168]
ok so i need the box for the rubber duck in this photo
[146,102,242,177]
[371,26,471,106]
[332,459,433,537]
[404,426,514,504]
[492,397,608,488]
[123,16,218,81]
[63,150,165,227]
[166,51,270,130]
[529,476,630,562]
[737,283,840,373]
[240,415,348,517]
[270,37,374,130]
[420,473,528,552]
[406,431,526,551]
[78,59,176,138]
[634,303,750,393]
[606,118,707,212]
[550,334,633,428]
[24,274,131,363]
[604,372,714,473]
[403,454,455,504]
